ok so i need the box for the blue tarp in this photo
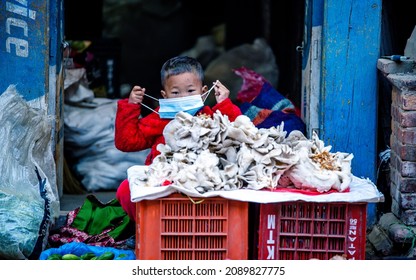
[39,242,135,260]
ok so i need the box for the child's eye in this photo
[171,91,179,95]
[188,89,196,94]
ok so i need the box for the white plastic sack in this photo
[0,85,60,259]
[64,98,148,191]
[63,68,95,103]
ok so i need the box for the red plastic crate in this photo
[136,193,249,260]
[257,201,367,260]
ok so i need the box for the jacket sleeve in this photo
[114,99,168,152]
[211,98,242,121]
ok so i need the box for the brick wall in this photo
[388,72,416,225]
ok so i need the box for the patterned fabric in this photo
[48,195,135,248]
[239,82,306,134]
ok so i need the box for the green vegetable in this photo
[62,253,81,260]
[47,254,62,260]
[80,252,96,260]
[97,251,115,260]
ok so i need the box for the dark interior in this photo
[64,0,305,109]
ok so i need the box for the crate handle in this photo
[186,195,205,205]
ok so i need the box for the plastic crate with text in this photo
[257,201,367,260]
[136,193,249,260]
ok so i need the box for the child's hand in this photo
[128,86,145,104]
[213,80,230,104]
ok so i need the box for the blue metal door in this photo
[302,0,382,226]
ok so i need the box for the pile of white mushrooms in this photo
[138,111,353,194]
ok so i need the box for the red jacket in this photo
[114,98,242,165]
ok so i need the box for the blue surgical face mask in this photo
[140,81,217,119]
[158,94,204,119]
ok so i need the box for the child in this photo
[114,56,242,221]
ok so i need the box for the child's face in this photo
[160,72,208,99]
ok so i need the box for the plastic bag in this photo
[64,98,149,191]
[39,242,135,260]
[0,85,60,259]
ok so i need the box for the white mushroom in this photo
[135,111,354,194]
[278,131,353,192]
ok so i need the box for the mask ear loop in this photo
[141,94,159,115]
[201,80,218,102]
[141,80,218,114]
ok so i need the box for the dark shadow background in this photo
[64,0,304,112]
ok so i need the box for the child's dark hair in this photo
[160,56,204,87]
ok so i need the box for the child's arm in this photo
[114,99,168,152]
[212,98,242,122]
[115,85,157,152]
[114,99,149,152]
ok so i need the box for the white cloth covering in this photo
[128,165,384,204]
